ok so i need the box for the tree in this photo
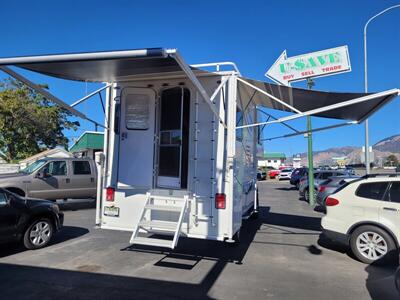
[0,78,79,162]
[384,154,399,167]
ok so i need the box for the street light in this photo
[363,4,400,174]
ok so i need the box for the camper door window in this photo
[125,94,150,130]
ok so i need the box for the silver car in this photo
[299,170,351,202]
[0,158,97,200]
[316,175,360,207]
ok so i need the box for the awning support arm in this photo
[0,66,106,129]
[237,77,302,114]
[262,121,357,141]
[256,108,300,133]
[210,76,229,103]
[168,50,227,128]
[71,83,112,107]
[237,88,400,129]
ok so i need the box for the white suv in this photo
[321,174,400,264]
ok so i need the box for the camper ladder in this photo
[129,194,188,249]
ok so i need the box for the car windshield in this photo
[20,160,47,174]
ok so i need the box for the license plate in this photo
[104,206,119,217]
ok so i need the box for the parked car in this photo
[0,158,97,201]
[290,167,308,189]
[316,175,360,208]
[268,169,280,179]
[278,168,293,180]
[0,188,63,249]
[299,170,350,202]
[257,170,267,181]
[321,174,400,264]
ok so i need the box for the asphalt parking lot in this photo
[0,181,398,300]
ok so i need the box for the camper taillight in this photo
[106,187,115,202]
[215,193,226,209]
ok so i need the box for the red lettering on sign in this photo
[322,65,342,72]
[283,74,295,80]
[301,71,315,77]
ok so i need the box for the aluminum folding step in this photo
[138,220,178,231]
[129,194,188,249]
[144,204,181,212]
[132,237,173,248]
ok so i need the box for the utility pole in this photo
[363,4,400,174]
[306,78,315,206]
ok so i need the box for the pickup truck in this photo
[0,158,97,201]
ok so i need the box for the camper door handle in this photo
[65,178,70,184]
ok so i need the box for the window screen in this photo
[356,182,389,200]
[73,161,91,175]
[125,93,150,130]
[387,182,400,203]
[236,108,244,141]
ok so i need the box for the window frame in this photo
[72,160,92,175]
[384,182,400,203]
[125,93,150,131]
[355,181,390,201]
[39,160,68,177]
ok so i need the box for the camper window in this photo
[125,94,150,130]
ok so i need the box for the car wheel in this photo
[350,225,396,264]
[23,218,54,250]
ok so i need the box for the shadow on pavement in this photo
[57,199,96,211]
[275,186,297,191]
[317,234,348,254]
[124,215,262,267]
[0,217,263,299]
[260,207,322,232]
[0,226,89,258]
[364,250,399,300]
[0,262,214,300]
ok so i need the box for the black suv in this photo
[0,188,63,249]
[290,167,308,189]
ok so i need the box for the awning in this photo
[0,48,398,125]
[0,48,185,82]
[237,77,399,123]
[0,48,225,126]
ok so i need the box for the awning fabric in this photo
[237,77,399,122]
[0,48,397,123]
[0,48,184,82]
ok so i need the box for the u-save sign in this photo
[265,46,351,86]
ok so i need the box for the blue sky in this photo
[0,0,399,156]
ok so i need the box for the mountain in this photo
[288,134,399,166]
[373,135,400,153]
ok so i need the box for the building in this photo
[69,131,104,159]
[292,155,302,168]
[258,152,286,169]
[19,148,73,169]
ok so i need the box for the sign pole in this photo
[306,78,315,206]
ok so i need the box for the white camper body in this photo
[98,69,260,247]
